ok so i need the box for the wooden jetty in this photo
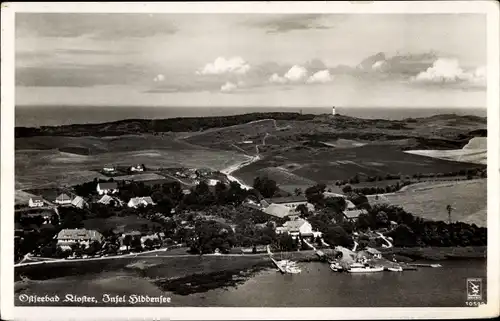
[407,263,442,268]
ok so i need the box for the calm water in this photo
[15,106,487,127]
[170,260,486,307]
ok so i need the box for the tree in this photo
[123,235,132,251]
[143,238,154,250]
[253,176,278,198]
[131,236,143,251]
[296,204,310,217]
[342,185,353,194]
[305,184,326,206]
[85,240,101,256]
[294,188,303,196]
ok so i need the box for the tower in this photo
[332,106,336,116]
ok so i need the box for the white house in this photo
[275,219,322,238]
[130,164,144,172]
[103,165,116,173]
[127,196,155,208]
[57,228,103,250]
[55,193,72,205]
[28,196,44,208]
[97,182,119,195]
[207,179,220,186]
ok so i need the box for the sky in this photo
[15,13,487,108]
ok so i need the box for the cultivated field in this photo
[367,179,487,227]
[15,148,247,190]
[16,134,203,155]
[234,145,482,186]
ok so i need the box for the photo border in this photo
[1,1,499,320]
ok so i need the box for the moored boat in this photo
[387,266,403,272]
[348,266,384,273]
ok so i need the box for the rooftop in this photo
[343,209,367,219]
[57,228,103,242]
[30,196,43,202]
[98,182,118,189]
[263,203,293,218]
[55,193,71,201]
[282,219,309,232]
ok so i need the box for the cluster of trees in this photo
[253,176,278,198]
[334,167,486,187]
[412,168,486,180]
[350,181,413,195]
[356,204,487,247]
[187,220,236,254]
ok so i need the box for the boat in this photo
[387,266,403,272]
[329,262,344,272]
[348,266,384,273]
[430,264,442,268]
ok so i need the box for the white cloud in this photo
[268,73,287,84]
[413,58,485,85]
[284,65,308,82]
[197,56,251,75]
[371,60,386,71]
[306,69,333,84]
[153,74,165,82]
[221,81,237,92]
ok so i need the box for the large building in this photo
[97,182,119,195]
[275,219,322,239]
[56,228,103,250]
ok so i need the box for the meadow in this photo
[15,147,247,190]
[233,144,482,187]
[367,179,487,227]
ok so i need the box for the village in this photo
[14,160,396,266]
[15,155,486,277]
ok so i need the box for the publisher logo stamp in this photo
[466,278,482,301]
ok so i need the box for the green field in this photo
[367,179,487,227]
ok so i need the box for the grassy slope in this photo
[367,179,487,227]
[234,144,483,186]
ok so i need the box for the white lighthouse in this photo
[332,106,336,116]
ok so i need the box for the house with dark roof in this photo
[55,193,72,205]
[28,196,44,208]
[57,228,103,250]
[97,182,119,195]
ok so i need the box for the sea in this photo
[170,260,487,307]
[15,106,487,128]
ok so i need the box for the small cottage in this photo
[28,196,44,208]
[97,182,119,195]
